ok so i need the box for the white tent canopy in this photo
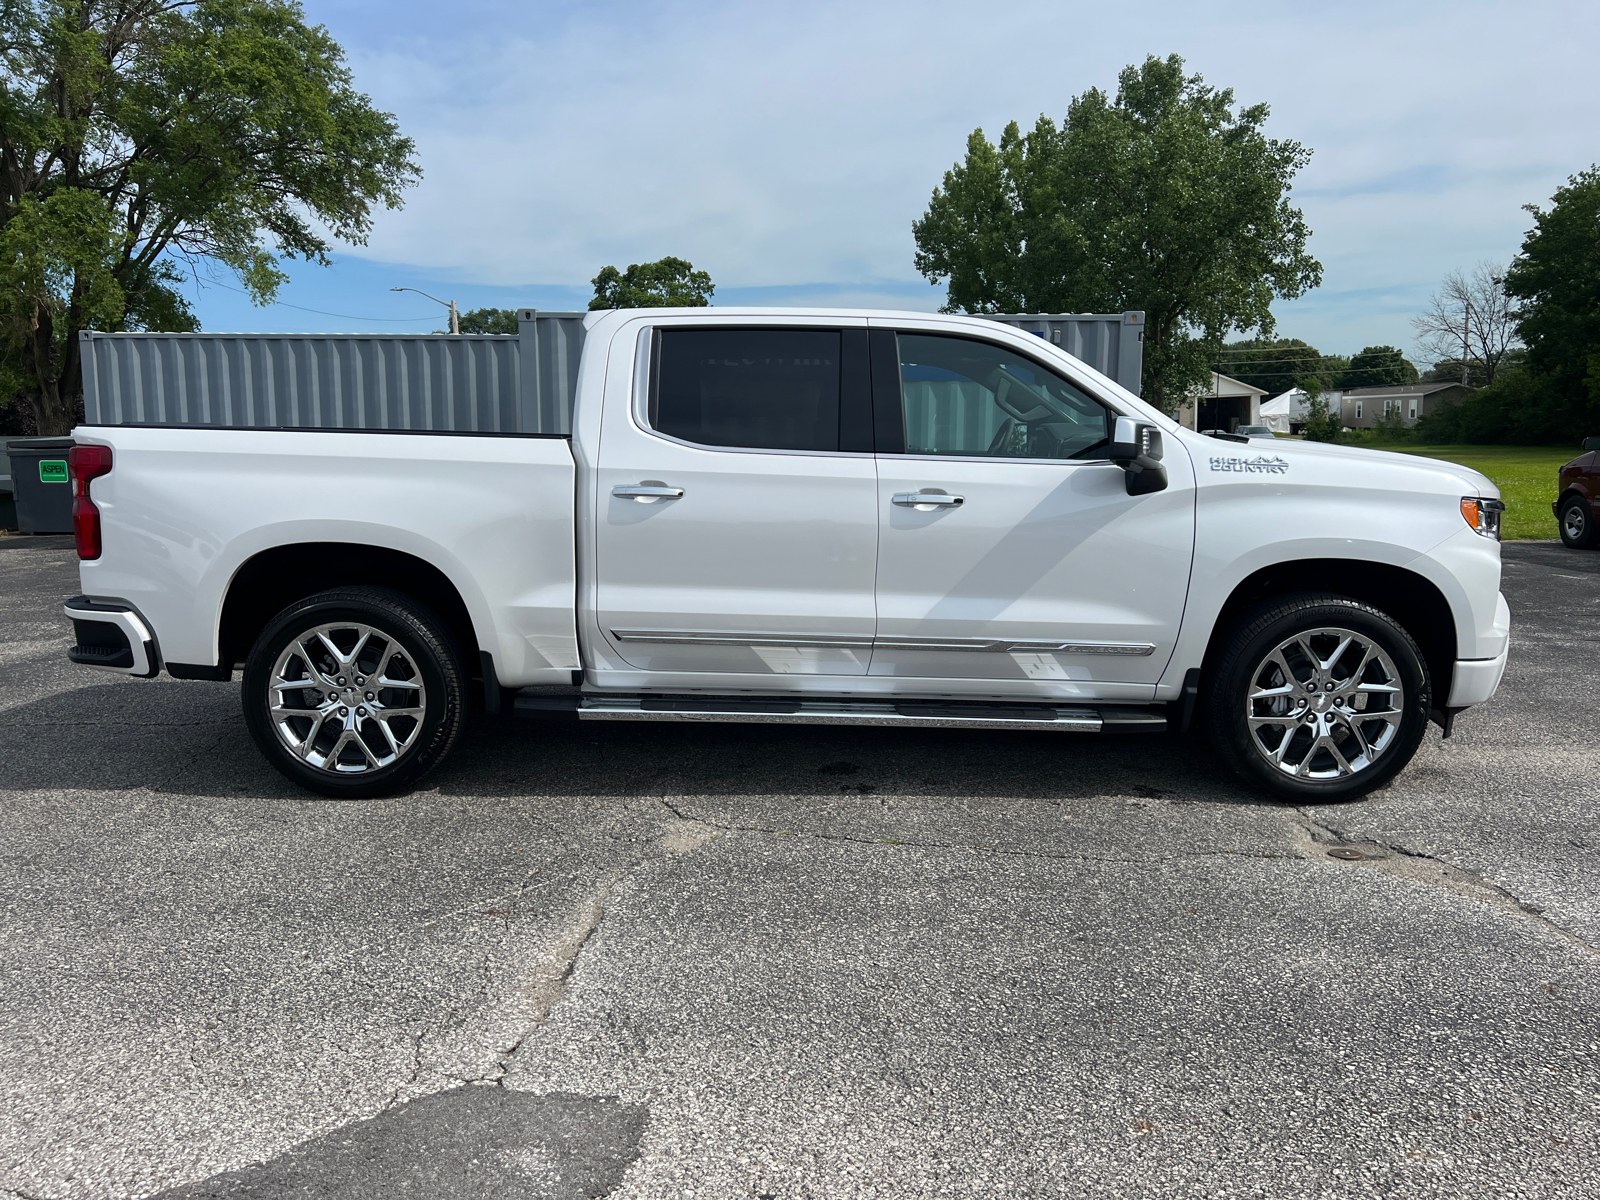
[1259,387,1342,434]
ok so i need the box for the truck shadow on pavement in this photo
[3,678,1271,810]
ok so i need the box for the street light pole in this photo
[390,286,460,334]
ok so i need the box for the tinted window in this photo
[651,329,840,452]
[896,334,1111,460]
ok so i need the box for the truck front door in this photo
[591,320,879,678]
[867,325,1195,695]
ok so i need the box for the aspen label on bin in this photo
[39,460,68,483]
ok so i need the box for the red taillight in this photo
[68,444,113,560]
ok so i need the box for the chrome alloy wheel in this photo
[1244,626,1404,780]
[268,622,427,773]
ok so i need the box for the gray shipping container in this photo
[81,309,587,436]
[979,311,1144,396]
[79,307,1144,436]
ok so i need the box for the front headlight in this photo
[1460,496,1505,540]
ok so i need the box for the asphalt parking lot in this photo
[2,537,1597,1200]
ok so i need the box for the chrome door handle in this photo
[892,491,964,507]
[612,485,684,500]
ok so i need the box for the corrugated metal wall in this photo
[79,308,1145,434]
[978,311,1145,395]
[80,311,588,435]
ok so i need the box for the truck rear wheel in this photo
[1205,594,1431,803]
[242,587,467,798]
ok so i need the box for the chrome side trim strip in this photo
[576,697,1103,733]
[610,629,1155,656]
[873,636,1157,656]
[610,629,874,649]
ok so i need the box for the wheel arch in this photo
[219,542,481,674]
[1202,559,1456,704]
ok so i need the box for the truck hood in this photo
[1184,435,1499,500]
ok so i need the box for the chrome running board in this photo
[514,692,1169,734]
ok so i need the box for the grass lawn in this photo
[1375,444,1572,540]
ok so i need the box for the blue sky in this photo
[189,0,1600,363]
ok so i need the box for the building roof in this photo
[1191,371,1266,399]
[1261,387,1341,416]
[1341,381,1468,397]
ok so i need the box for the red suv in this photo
[1556,436,1600,548]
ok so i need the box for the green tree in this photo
[453,307,518,334]
[1300,383,1342,443]
[0,0,420,434]
[1420,356,1494,388]
[589,256,713,310]
[1505,167,1600,431]
[1341,345,1419,389]
[1213,337,1329,397]
[912,54,1322,413]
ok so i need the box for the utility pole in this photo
[1461,296,1472,387]
[390,287,460,334]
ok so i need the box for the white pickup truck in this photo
[61,307,1510,802]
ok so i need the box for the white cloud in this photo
[284,0,1600,354]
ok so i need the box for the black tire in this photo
[1205,593,1431,803]
[242,587,467,798]
[1558,495,1598,549]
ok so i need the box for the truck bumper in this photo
[63,596,160,678]
[1446,645,1509,707]
[1445,590,1510,708]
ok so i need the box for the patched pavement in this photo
[2,536,1596,1199]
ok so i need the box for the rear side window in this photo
[650,328,841,452]
[896,334,1111,461]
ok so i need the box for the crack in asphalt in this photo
[657,798,1600,956]
[381,868,629,1106]
[487,872,622,1076]
[383,1029,428,1111]
[656,797,1280,865]
[1291,810,1599,954]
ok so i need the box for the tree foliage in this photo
[589,256,713,310]
[1300,385,1342,443]
[1420,356,1496,388]
[0,0,420,434]
[1213,338,1332,397]
[1413,367,1546,443]
[1505,167,1600,431]
[1423,168,1600,445]
[453,306,517,334]
[912,54,1322,413]
[1341,345,1419,389]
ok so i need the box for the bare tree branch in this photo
[1412,262,1520,384]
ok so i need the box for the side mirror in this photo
[1109,416,1168,496]
[1583,436,1600,452]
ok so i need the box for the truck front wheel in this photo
[242,587,467,798]
[1206,594,1431,803]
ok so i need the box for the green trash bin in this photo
[7,438,75,534]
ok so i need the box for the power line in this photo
[187,275,440,323]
